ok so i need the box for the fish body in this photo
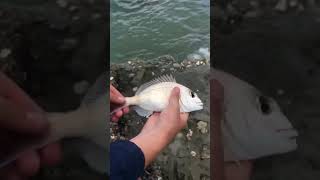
[212,69,298,161]
[118,75,203,117]
[0,73,108,174]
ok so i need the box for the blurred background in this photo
[213,0,320,179]
[0,0,107,179]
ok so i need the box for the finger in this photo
[2,168,22,180]
[16,151,40,177]
[0,98,48,134]
[5,172,21,180]
[167,87,180,112]
[211,79,224,101]
[110,85,125,104]
[111,116,119,122]
[210,79,225,180]
[39,142,62,166]
[0,72,42,113]
[115,110,123,119]
[0,164,20,180]
[123,107,130,114]
[180,112,189,122]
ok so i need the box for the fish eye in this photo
[190,91,195,98]
[258,96,271,115]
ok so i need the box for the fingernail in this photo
[26,112,48,130]
[174,87,180,94]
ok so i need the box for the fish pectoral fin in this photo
[133,106,153,118]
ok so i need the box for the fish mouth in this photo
[276,128,294,132]
[276,128,298,139]
[196,102,204,108]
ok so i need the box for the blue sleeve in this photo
[110,140,145,180]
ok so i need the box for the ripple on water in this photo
[111,0,210,63]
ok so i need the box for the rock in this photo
[274,0,288,12]
[128,73,135,78]
[200,145,210,159]
[289,0,298,7]
[197,121,208,134]
[186,129,193,140]
[190,151,197,157]
[60,38,78,50]
[69,6,79,12]
[91,13,101,19]
[131,68,145,85]
[173,63,181,68]
[132,87,138,92]
[0,48,11,58]
[56,0,68,8]
[277,89,285,95]
[244,10,261,18]
[212,6,226,19]
[73,80,90,95]
[249,0,259,8]
[72,16,80,21]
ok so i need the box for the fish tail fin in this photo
[110,96,139,116]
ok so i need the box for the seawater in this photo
[111,0,210,63]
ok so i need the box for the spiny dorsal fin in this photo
[135,74,176,95]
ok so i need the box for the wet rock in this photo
[0,48,11,58]
[274,0,288,12]
[72,16,80,21]
[69,5,79,12]
[173,63,181,68]
[131,68,145,85]
[244,10,261,18]
[190,151,197,157]
[56,0,68,8]
[128,73,135,78]
[186,129,193,140]
[91,13,102,19]
[73,80,90,95]
[60,38,78,50]
[197,121,208,134]
[200,145,210,160]
[132,87,138,92]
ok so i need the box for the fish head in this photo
[224,86,298,160]
[214,69,298,160]
[179,86,204,112]
[244,93,298,155]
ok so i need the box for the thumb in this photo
[167,87,180,111]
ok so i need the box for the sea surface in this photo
[111,0,210,63]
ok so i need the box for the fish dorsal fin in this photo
[135,74,176,95]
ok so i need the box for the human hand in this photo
[140,87,189,138]
[110,85,129,122]
[131,87,189,167]
[0,72,61,180]
[210,78,253,180]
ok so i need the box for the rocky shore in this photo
[110,56,210,180]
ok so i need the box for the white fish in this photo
[212,69,298,161]
[0,73,109,174]
[112,74,204,117]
